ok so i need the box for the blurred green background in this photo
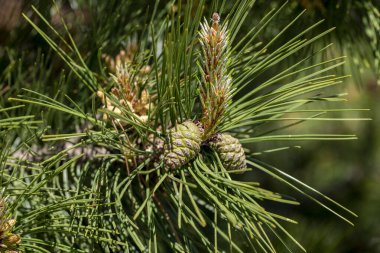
[266,79,380,253]
[1,0,379,252]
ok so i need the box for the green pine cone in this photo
[209,133,246,171]
[164,121,202,169]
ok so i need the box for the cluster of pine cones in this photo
[164,121,246,172]
[164,13,246,172]
[98,15,247,173]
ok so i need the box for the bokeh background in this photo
[1,0,379,252]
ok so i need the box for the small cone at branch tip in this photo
[164,121,202,169]
[0,219,16,232]
[2,234,21,246]
[212,12,220,30]
[209,133,246,171]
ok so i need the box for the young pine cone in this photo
[164,121,202,169]
[1,233,21,246]
[0,219,21,253]
[209,134,246,171]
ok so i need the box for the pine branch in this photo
[199,13,233,139]
[0,1,369,252]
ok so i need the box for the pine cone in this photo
[209,134,246,171]
[164,121,202,169]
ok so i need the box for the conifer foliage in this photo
[0,1,368,252]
